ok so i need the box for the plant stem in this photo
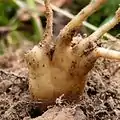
[88,16,119,42]
[56,0,107,46]
[36,0,118,41]
[94,47,120,60]
[43,0,53,43]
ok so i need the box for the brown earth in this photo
[0,41,120,120]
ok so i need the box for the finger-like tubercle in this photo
[93,47,120,60]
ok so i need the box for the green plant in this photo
[0,0,43,54]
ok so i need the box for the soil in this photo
[0,14,120,120]
[0,42,120,120]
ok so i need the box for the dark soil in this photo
[0,43,120,120]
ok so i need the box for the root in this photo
[25,0,120,102]
[93,47,120,60]
[56,0,107,47]
[36,0,118,42]
[88,8,120,42]
[75,8,120,56]
[43,0,53,43]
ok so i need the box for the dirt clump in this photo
[0,49,120,120]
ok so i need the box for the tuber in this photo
[25,0,120,102]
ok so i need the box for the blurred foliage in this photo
[0,0,43,54]
[0,0,120,54]
[0,1,18,25]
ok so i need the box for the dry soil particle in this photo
[0,52,120,120]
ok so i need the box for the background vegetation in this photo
[0,0,120,54]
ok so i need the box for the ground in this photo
[0,40,120,120]
[0,14,120,120]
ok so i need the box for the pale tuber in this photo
[25,0,120,102]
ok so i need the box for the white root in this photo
[25,0,120,102]
[43,0,53,43]
[93,47,120,60]
[56,0,107,47]
[88,10,120,42]
[75,8,120,56]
